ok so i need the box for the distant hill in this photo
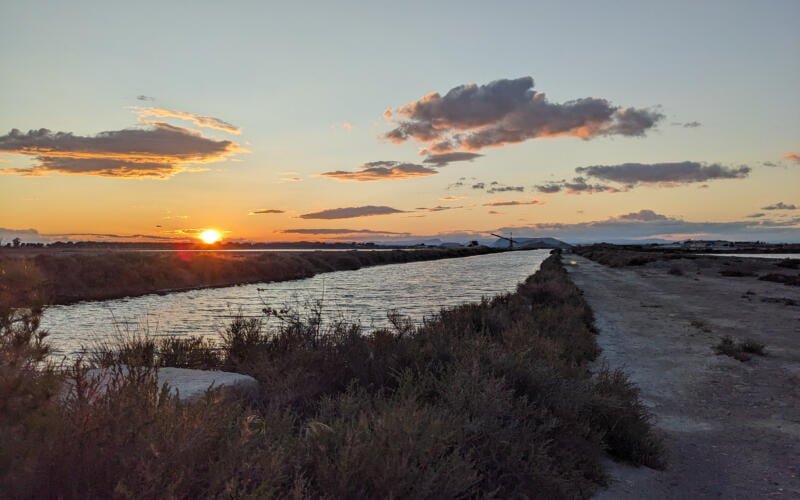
[490,237,572,250]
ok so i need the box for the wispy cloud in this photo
[482,199,542,207]
[672,121,701,128]
[384,76,662,152]
[299,205,406,219]
[784,152,800,164]
[249,209,285,215]
[136,107,241,134]
[320,161,438,181]
[282,228,410,236]
[762,202,797,210]
[415,205,463,212]
[0,122,241,178]
[472,181,525,194]
[535,177,623,194]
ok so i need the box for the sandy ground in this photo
[565,255,800,499]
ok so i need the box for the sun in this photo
[199,229,222,244]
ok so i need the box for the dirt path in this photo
[565,256,800,499]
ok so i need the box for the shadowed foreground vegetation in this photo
[1,253,663,498]
[0,246,500,306]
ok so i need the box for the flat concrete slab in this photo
[67,366,257,401]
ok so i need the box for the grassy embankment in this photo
[1,252,663,498]
[0,246,501,306]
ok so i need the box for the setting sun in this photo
[198,229,222,244]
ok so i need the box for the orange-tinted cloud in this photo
[136,107,241,134]
[784,152,800,163]
[0,123,241,178]
[385,76,662,152]
[320,161,438,181]
[482,199,542,207]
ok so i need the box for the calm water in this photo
[41,249,550,357]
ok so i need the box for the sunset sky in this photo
[1,0,799,244]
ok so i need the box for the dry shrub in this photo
[1,252,664,499]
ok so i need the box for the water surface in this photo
[42,250,549,356]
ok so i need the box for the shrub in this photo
[715,336,766,361]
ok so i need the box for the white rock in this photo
[64,366,258,402]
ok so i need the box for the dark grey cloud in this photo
[422,152,483,166]
[747,213,766,218]
[482,199,542,207]
[614,209,670,222]
[415,205,463,212]
[488,184,525,193]
[249,209,285,215]
[575,161,750,186]
[671,121,701,128]
[281,228,410,236]
[385,76,662,152]
[762,161,778,167]
[762,202,797,210]
[534,177,622,194]
[0,123,240,178]
[320,161,438,181]
[299,205,406,219]
[136,95,155,101]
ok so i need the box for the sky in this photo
[1,0,799,244]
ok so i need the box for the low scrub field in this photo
[1,253,663,498]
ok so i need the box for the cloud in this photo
[136,95,155,102]
[249,209,285,215]
[34,231,184,242]
[747,213,766,218]
[492,210,800,243]
[320,161,438,181]
[0,123,241,178]
[672,121,701,128]
[535,177,622,194]
[613,209,670,221]
[0,227,47,244]
[384,76,662,152]
[762,202,797,210]
[415,205,463,212]
[422,152,483,166]
[282,228,410,236]
[762,161,779,167]
[784,152,800,163]
[482,199,542,207]
[299,205,406,219]
[136,107,241,134]
[575,161,750,186]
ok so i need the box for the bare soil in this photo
[565,255,800,499]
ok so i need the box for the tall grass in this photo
[0,252,663,498]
